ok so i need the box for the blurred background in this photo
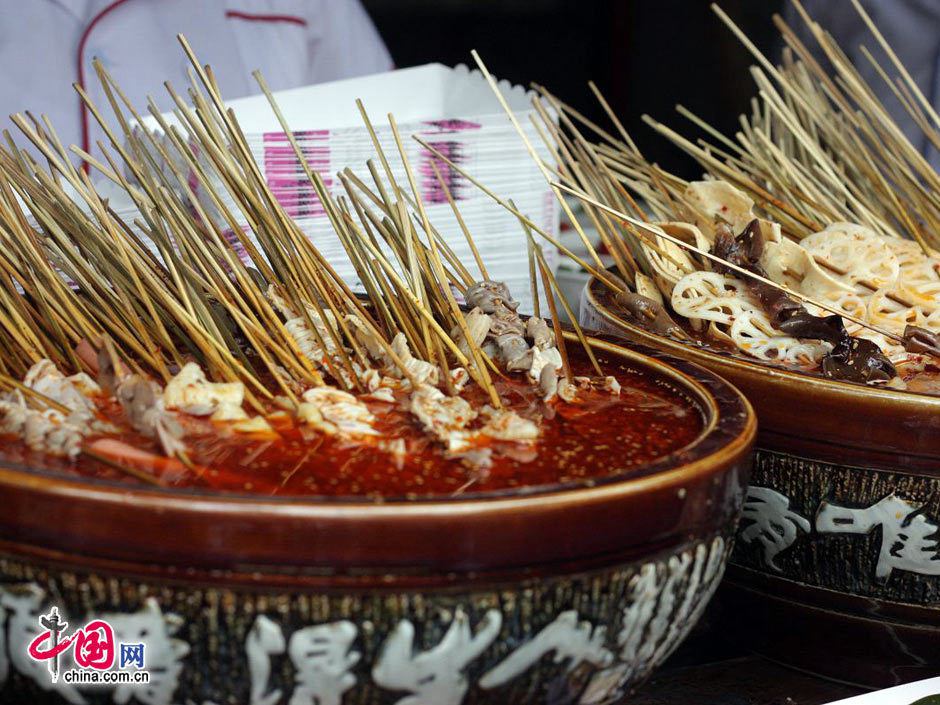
[362,0,785,179]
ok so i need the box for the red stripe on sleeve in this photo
[224,10,307,26]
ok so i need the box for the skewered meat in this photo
[466,280,519,314]
[525,317,554,350]
[0,395,85,458]
[615,291,687,339]
[684,180,756,242]
[346,314,387,360]
[283,311,341,361]
[478,406,539,442]
[163,363,245,418]
[23,360,100,418]
[409,384,539,453]
[362,387,396,403]
[602,376,622,394]
[498,334,531,371]
[539,364,559,400]
[268,286,346,381]
[465,282,532,370]
[557,378,578,403]
[489,314,526,338]
[360,368,401,402]
[299,387,379,437]
[451,307,492,358]
[409,383,477,452]
[512,345,563,383]
[389,333,439,385]
[555,375,621,403]
[4,360,126,457]
[115,375,187,456]
[468,280,525,338]
[450,367,470,393]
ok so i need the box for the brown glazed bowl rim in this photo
[0,333,753,510]
[585,277,940,412]
[0,333,753,574]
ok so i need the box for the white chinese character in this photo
[479,610,612,691]
[740,486,811,570]
[816,493,940,580]
[373,608,502,705]
[105,598,190,705]
[580,537,726,705]
[246,615,286,705]
[0,584,84,704]
[288,621,359,705]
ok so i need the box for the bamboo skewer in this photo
[554,182,909,345]
[533,245,604,377]
[535,253,572,384]
[428,160,488,281]
[469,50,607,273]
[0,31,653,491]
[412,136,626,294]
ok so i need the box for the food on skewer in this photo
[0,44,702,493]
[452,4,940,396]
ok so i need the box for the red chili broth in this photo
[0,351,704,498]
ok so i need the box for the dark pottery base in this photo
[730,447,940,688]
[580,279,940,688]
[0,530,732,705]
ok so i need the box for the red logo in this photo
[72,620,115,669]
[28,608,115,680]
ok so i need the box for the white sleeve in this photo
[303,0,394,82]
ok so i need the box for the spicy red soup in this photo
[0,350,703,498]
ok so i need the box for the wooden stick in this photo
[412,135,627,294]
[386,113,501,405]
[470,49,607,272]
[535,250,573,383]
[555,182,909,344]
[534,245,603,377]
[428,160,488,281]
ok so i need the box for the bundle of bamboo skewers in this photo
[417,2,940,391]
[0,37,621,483]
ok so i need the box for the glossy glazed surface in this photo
[0,336,754,576]
[583,278,940,474]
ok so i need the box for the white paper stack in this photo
[822,677,940,704]
[140,63,560,313]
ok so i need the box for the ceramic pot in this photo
[582,278,940,688]
[0,336,753,705]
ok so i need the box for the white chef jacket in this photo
[0,0,392,164]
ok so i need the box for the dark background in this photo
[362,0,785,178]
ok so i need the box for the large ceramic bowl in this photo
[582,278,940,688]
[0,336,752,705]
